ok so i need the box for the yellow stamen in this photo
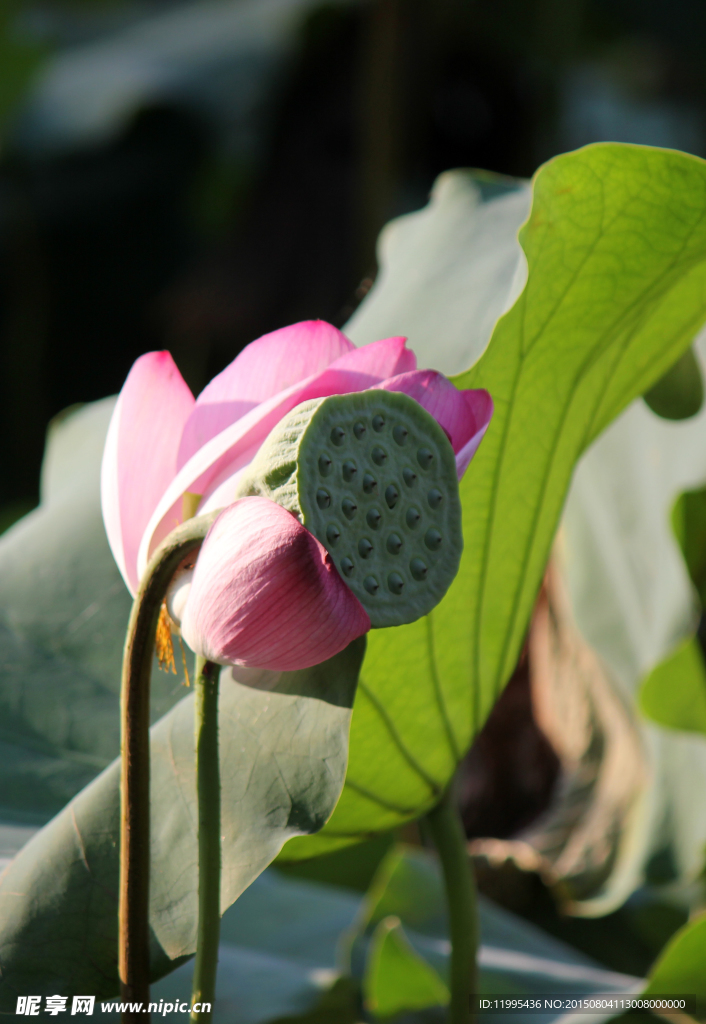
[178,634,191,687]
[182,492,203,521]
[156,602,176,675]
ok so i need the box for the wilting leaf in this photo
[478,332,706,915]
[284,143,706,860]
[554,337,706,907]
[470,562,649,914]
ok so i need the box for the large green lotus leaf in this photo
[0,397,202,827]
[97,869,360,1023]
[282,143,706,859]
[0,644,364,999]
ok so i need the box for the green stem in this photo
[190,657,221,1022]
[425,789,478,1024]
[119,513,218,1023]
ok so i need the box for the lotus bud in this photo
[179,497,370,671]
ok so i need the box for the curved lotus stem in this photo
[119,512,218,1021]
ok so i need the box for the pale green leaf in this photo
[346,171,530,377]
[481,335,706,915]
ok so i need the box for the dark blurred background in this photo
[3,0,706,515]
[3,0,705,971]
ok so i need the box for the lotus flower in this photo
[101,320,492,670]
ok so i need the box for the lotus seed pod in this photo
[238,390,463,628]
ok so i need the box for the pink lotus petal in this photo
[180,497,370,670]
[177,321,354,468]
[330,335,414,378]
[375,370,493,479]
[136,336,416,578]
[101,352,194,594]
[454,389,494,479]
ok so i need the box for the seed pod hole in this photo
[388,572,404,595]
[406,507,421,529]
[341,557,354,577]
[417,448,434,470]
[385,484,399,509]
[424,528,442,551]
[342,498,358,520]
[372,415,385,432]
[364,575,379,594]
[410,558,428,581]
[358,537,374,559]
[316,489,331,509]
[387,533,403,555]
[372,447,387,466]
[326,524,340,545]
[367,507,382,529]
[318,454,332,476]
[363,473,377,494]
[331,426,346,446]
[403,467,417,487]
[393,425,408,446]
[343,460,357,482]
[428,488,443,509]
[354,421,366,439]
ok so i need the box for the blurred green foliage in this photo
[673,484,706,609]
[0,2,47,146]
[644,346,704,421]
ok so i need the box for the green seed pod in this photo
[238,391,463,628]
